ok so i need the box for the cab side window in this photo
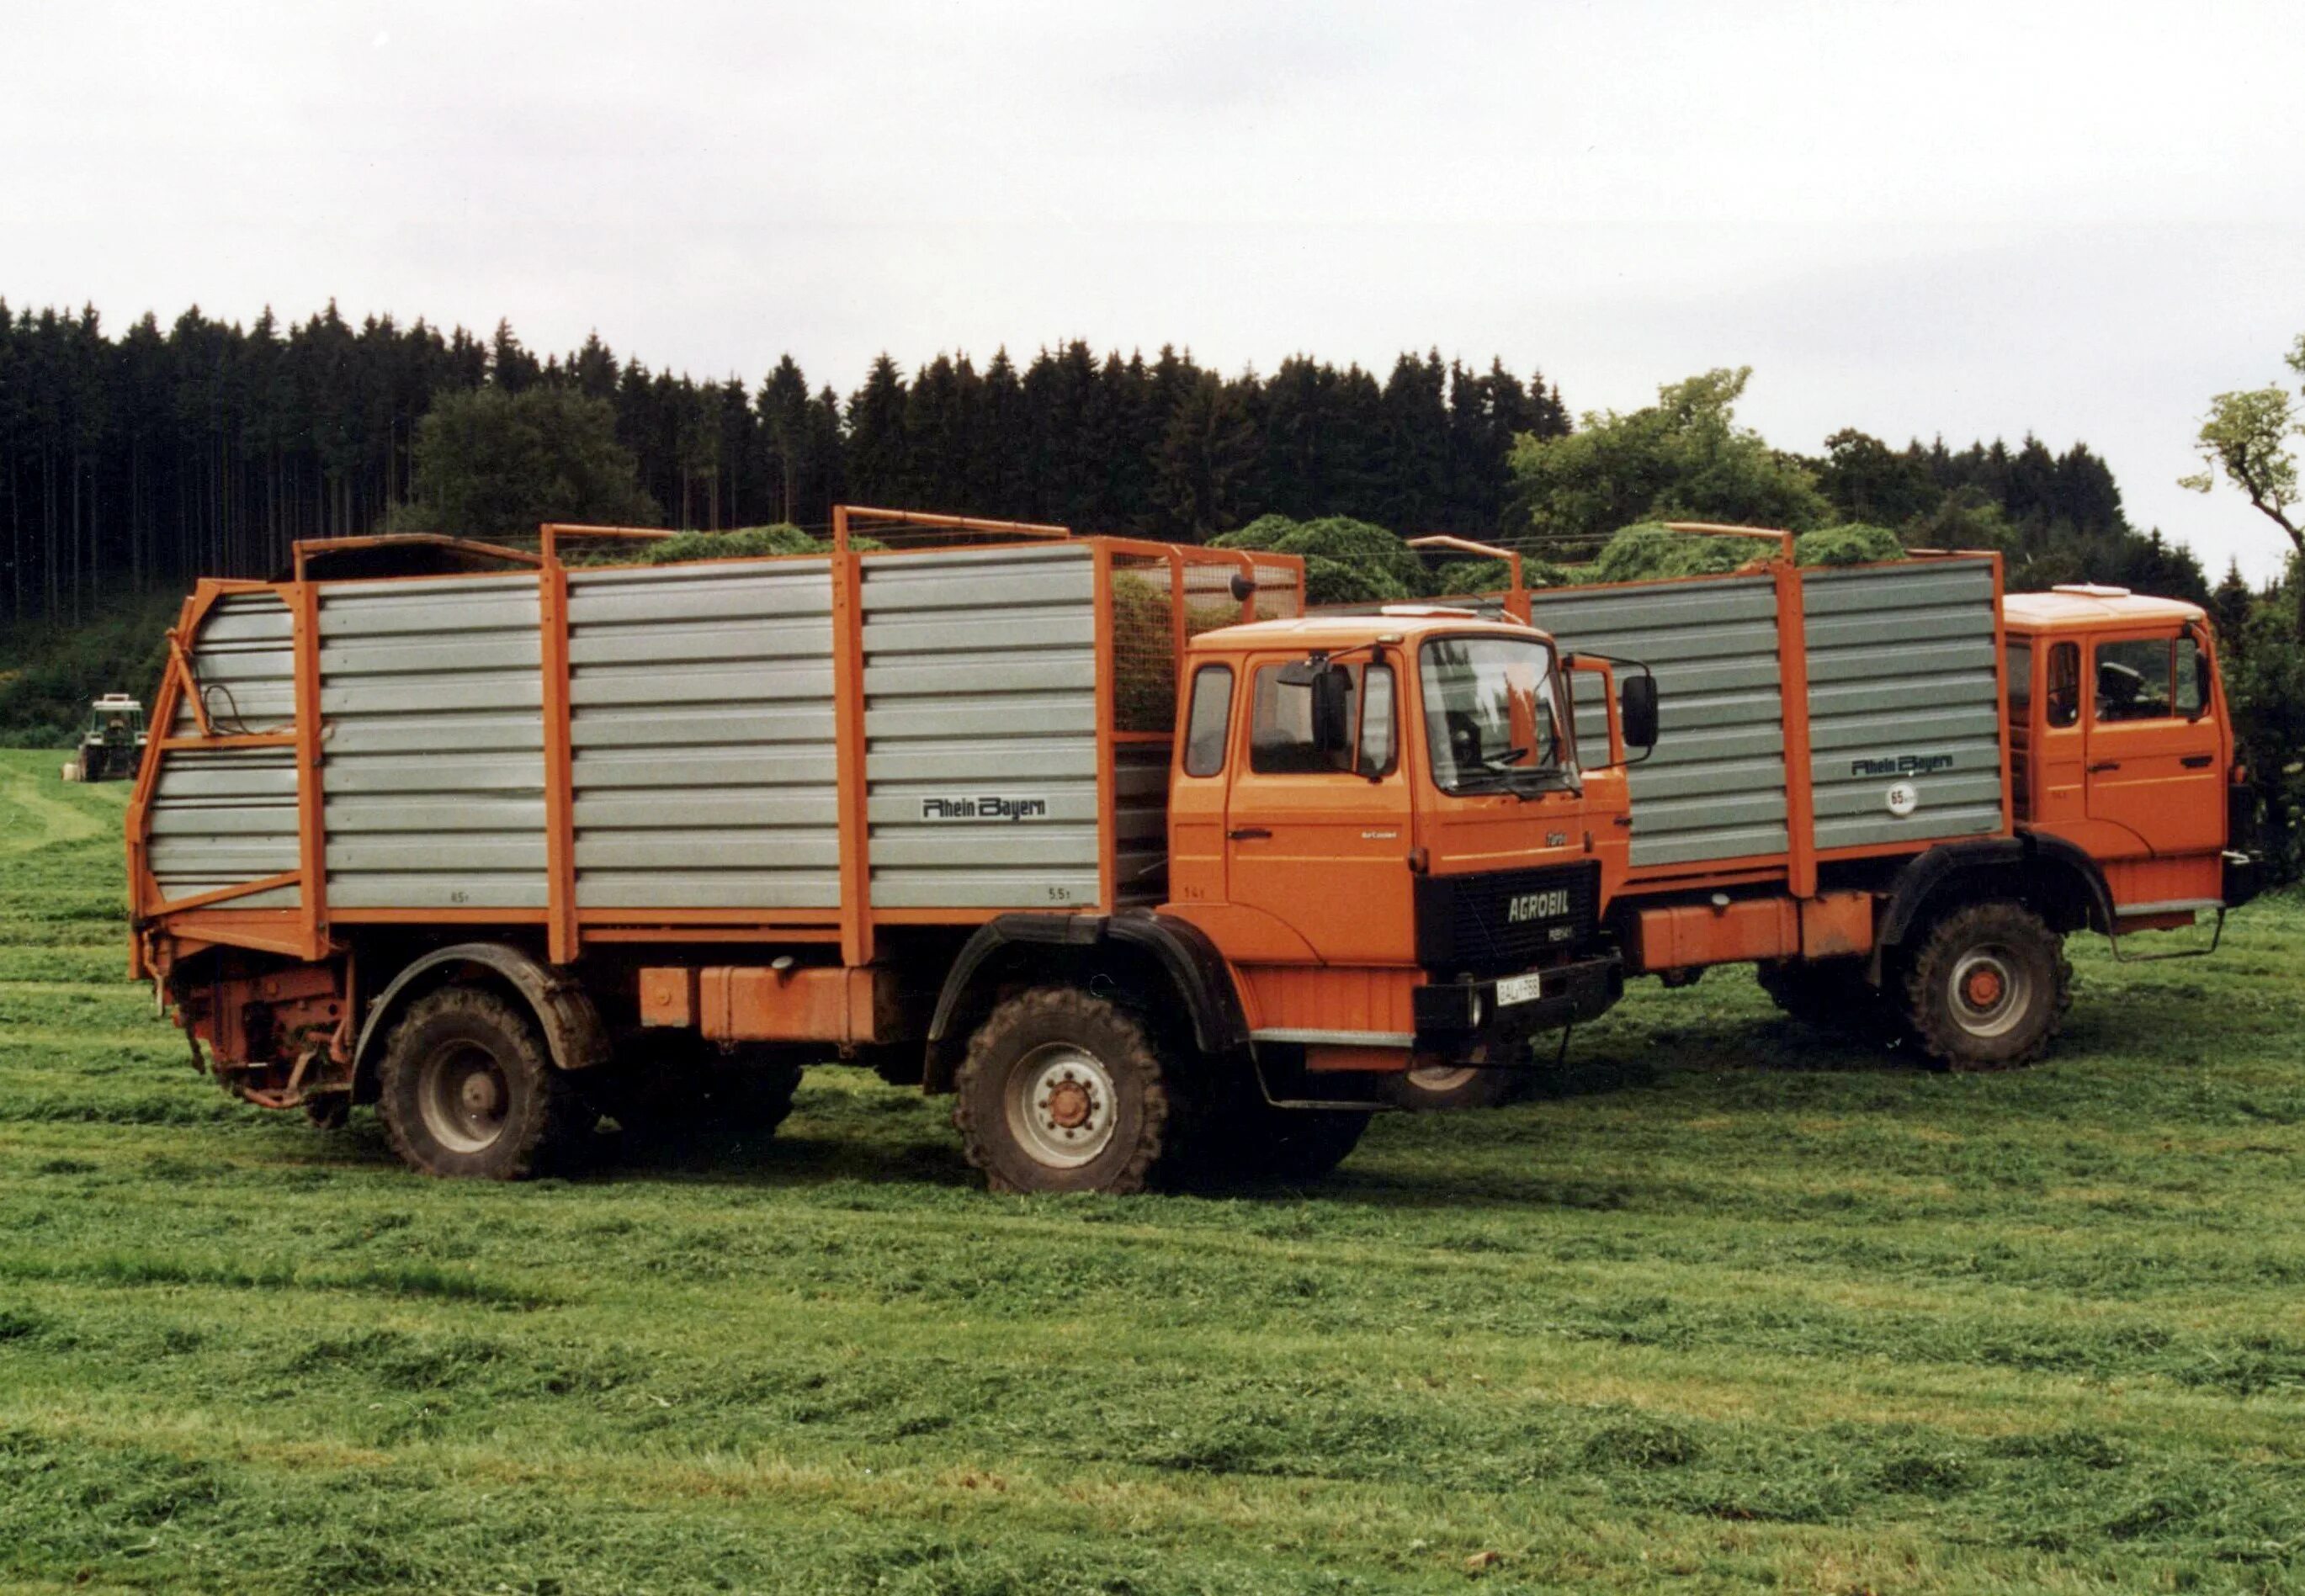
[1251,663,1361,774]
[1357,665,1397,777]
[2046,642,2080,728]
[1182,665,1234,777]
[2095,638,2175,723]
[2175,635,2207,716]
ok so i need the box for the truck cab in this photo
[2002,585,2257,919]
[1160,608,1649,1090]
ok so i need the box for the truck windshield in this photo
[1419,636,1571,794]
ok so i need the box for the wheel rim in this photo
[417,1042,513,1153]
[1947,945,2031,1039]
[1404,1063,1479,1095]
[1005,1042,1119,1169]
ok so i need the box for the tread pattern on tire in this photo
[376,985,590,1180]
[1902,901,2073,1072]
[953,986,1173,1195]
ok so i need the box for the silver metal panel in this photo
[1803,560,2006,853]
[863,544,1105,909]
[318,574,549,909]
[1529,575,1790,867]
[566,561,840,909]
[153,592,302,906]
[170,591,297,736]
[1113,741,1172,905]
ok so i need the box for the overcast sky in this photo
[7,1,2301,577]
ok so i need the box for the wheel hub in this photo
[1947,946,2030,1039]
[419,1042,513,1154]
[1006,1044,1119,1169]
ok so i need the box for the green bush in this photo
[1591,522,1761,582]
[635,524,884,565]
[1792,522,1906,566]
[1211,515,1427,605]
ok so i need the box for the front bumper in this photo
[1410,952,1624,1064]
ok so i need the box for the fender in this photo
[927,910,1252,1058]
[1876,833,2115,949]
[351,941,612,1082]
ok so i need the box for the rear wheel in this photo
[1246,1104,1373,1182]
[376,987,592,1179]
[954,987,1178,1195]
[1902,902,2071,1070]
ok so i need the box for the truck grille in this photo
[1414,862,1601,973]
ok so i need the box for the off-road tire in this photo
[1902,902,2071,1071]
[376,986,592,1180]
[953,987,1175,1195]
[1756,958,1907,1045]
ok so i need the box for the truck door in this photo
[1224,655,1414,964]
[2084,629,2223,858]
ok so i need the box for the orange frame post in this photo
[539,560,579,963]
[830,512,874,967]
[1771,559,1817,900]
[291,578,330,961]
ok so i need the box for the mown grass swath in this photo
[1,747,2301,1591]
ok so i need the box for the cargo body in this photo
[1479,533,2256,1067]
[130,512,1635,1192]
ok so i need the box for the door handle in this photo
[1227,827,1272,840]
[2180,755,2214,768]
[2088,761,2120,773]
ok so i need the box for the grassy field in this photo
[2,745,2301,1593]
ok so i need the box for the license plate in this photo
[1495,973,1543,1007]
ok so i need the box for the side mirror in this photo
[1619,674,1659,750]
[1309,665,1352,753]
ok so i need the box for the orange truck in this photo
[126,512,2256,1192]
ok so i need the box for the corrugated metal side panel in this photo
[566,560,840,909]
[1528,576,1789,867]
[1113,741,1171,905]
[154,592,300,906]
[1804,559,2005,851]
[317,575,547,909]
[862,544,1102,909]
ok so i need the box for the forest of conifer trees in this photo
[0,295,2210,628]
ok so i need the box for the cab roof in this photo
[2002,586,2206,630]
[1186,610,1541,652]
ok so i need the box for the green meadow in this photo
[1,746,2299,1593]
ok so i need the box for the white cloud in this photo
[4,0,2299,575]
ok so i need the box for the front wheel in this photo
[953,988,1178,1194]
[376,986,593,1179]
[1902,903,2072,1071]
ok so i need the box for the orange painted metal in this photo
[1660,521,1798,560]
[829,538,874,966]
[1632,897,1802,971]
[834,505,1070,551]
[151,870,305,917]
[290,577,328,962]
[1799,890,1874,957]
[1771,560,1819,899]
[538,562,579,964]
[1304,1044,1414,1074]
[1237,965,1420,1037]
[1409,534,1529,623]
[538,522,677,563]
[638,967,698,1027]
[292,533,540,580]
[695,964,893,1043]
[1093,543,1119,910]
